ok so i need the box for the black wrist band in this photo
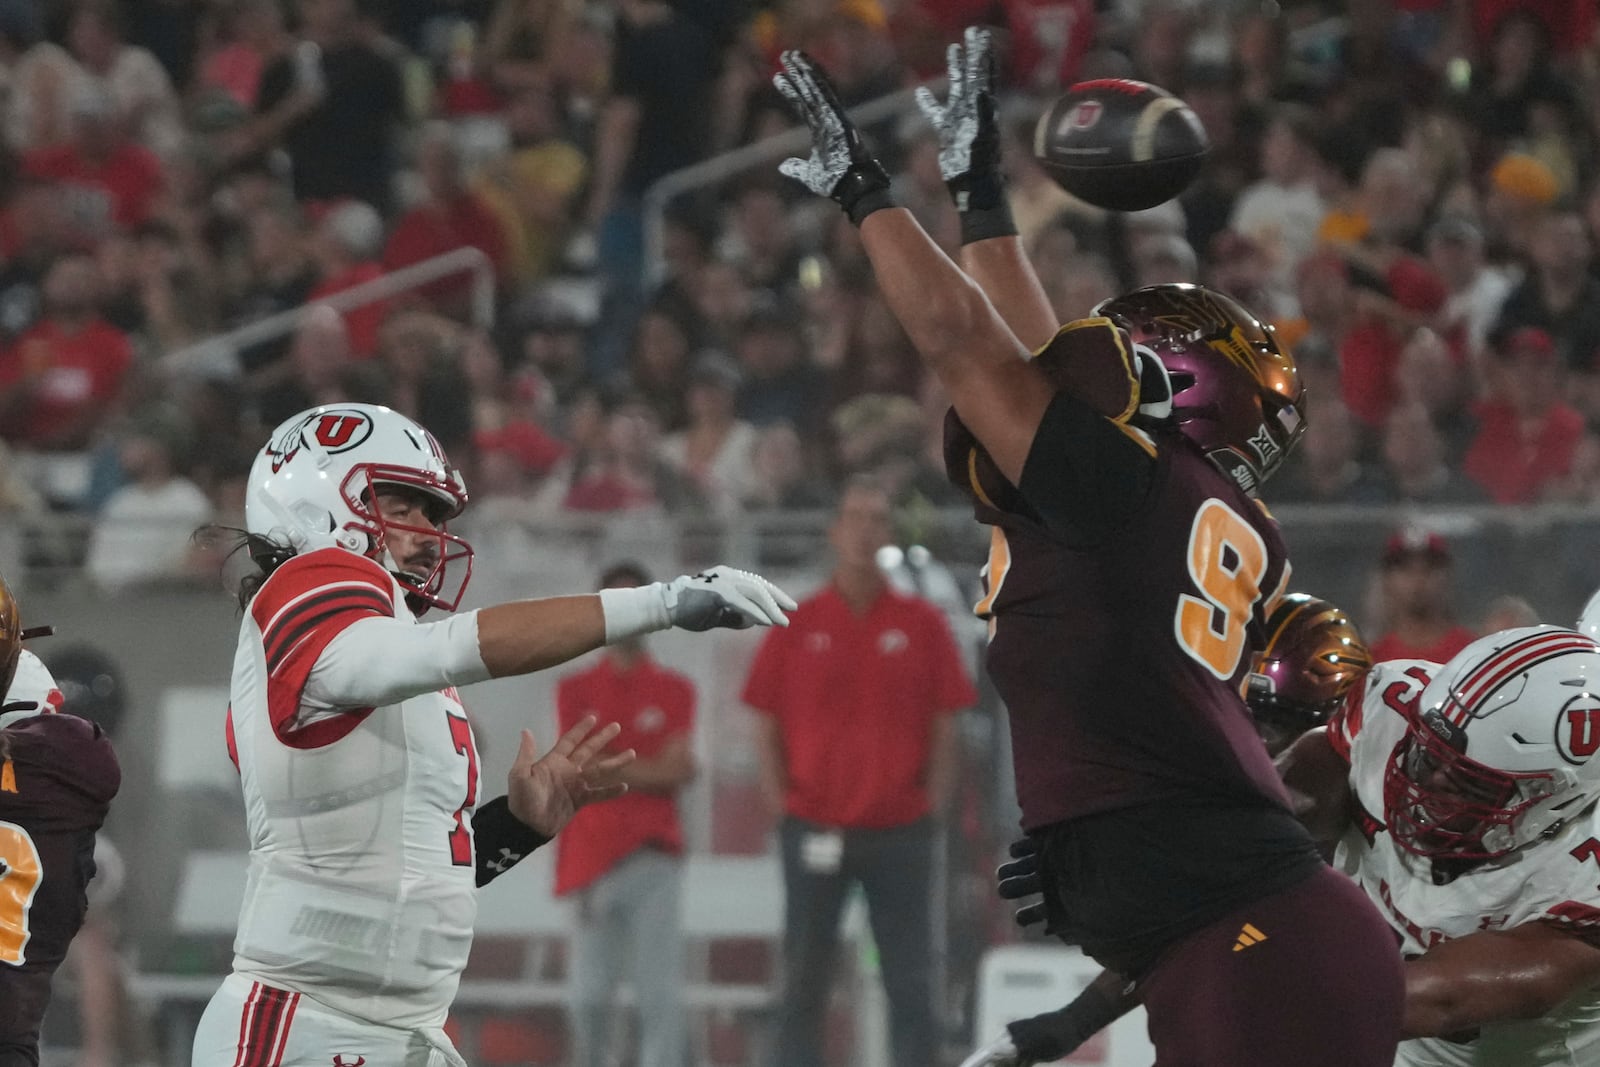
[960,202,1018,245]
[473,794,552,886]
[846,186,897,226]
[953,168,1007,214]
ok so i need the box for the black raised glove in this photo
[997,835,1046,929]
[914,27,1014,243]
[775,50,895,226]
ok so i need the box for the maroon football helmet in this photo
[1094,284,1305,494]
[1246,593,1372,755]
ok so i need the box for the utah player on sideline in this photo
[190,403,795,1067]
[0,575,121,1067]
[775,31,1402,1067]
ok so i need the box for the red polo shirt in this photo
[1462,399,1586,505]
[1370,626,1477,665]
[383,193,508,306]
[0,318,134,446]
[23,141,165,232]
[554,653,695,895]
[742,583,977,829]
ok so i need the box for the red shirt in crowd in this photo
[1369,626,1478,665]
[382,193,508,308]
[23,142,165,232]
[554,653,695,895]
[308,261,386,357]
[1462,398,1586,504]
[0,318,134,447]
[742,583,977,829]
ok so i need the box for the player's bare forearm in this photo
[1402,924,1600,1037]
[1274,726,1353,845]
[960,236,1060,352]
[478,596,608,677]
[859,208,1051,483]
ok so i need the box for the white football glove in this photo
[662,565,798,631]
[914,26,995,185]
[958,1032,1026,1067]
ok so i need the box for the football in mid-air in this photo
[1032,79,1209,212]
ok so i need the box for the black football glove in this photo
[775,50,895,226]
[997,836,1046,929]
[915,27,1005,214]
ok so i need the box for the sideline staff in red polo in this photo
[555,561,698,1067]
[744,477,978,1067]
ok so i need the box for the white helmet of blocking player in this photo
[1,650,65,729]
[1384,625,1600,861]
[245,403,473,611]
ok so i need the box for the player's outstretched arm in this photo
[479,565,796,678]
[1273,725,1354,846]
[307,566,796,711]
[1401,922,1600,1038]
[916,27,1059,351]
[774,50,1050,484]
[960,970,1136,1067]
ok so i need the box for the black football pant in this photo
[773,816,935,1067]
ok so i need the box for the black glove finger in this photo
[1014,900,1047,929]
[996,852,1037,879]
[997,873,1042,901]
[1008,836,1038,859]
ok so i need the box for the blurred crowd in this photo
[4,0,1600,590]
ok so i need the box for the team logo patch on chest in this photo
[878,629,908,655]
[635,706,665,733]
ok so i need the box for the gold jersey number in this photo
[1176,499,1268,680]
[0,820,43,966]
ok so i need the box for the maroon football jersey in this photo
[947,409,1294,830]
[0,714,119,1062]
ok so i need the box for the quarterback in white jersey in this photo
[192,403,796,1067]
[1283,626,1600,1067]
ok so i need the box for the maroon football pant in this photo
[1137,865,1402,1067]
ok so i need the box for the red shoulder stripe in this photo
[249,549,392,633]
[263,586,393,673]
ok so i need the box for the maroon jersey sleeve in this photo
[0,715,119,1057]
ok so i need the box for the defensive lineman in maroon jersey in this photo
[0,579,120,1067]
[775,31,1403,1066]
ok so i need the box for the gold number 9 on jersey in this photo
[0,820,43,966]
[1175,499,1268,679]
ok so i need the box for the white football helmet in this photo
[245,403,473,611]
[1,650,65,729]
[1384,625,1600,861]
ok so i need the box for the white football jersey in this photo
[226,548,480,1030]
[1332,661,1600,1067]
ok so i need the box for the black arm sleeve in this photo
[1016,389,1158,546]
[472,795,552,888]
